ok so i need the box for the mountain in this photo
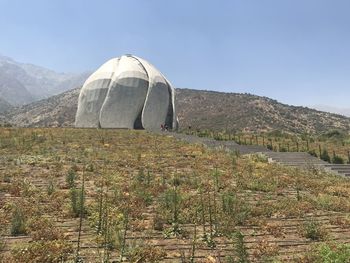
[0,62,35,105]
[176,89,350,133]
[0,55,90,105]
[6,88,80,127]
[0,97,12,113]
[4,88,350,134]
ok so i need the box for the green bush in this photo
[308,149,318,157]
[307,243,350,262]
[232,231,249,263]
[332,155,345,164]
[301,220,327,241]
[70,187,85,217]
[320,149,331,163]
[66,169,76,188]
[11,206,26,236]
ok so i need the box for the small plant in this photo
[318,243,350,262]
[47,179,55,196]
[11,206,26,236]
[332,154,344,164]
[66,169,76,188]
[233,231,249,263]
[11,240,73,262]
[127,244,167,262]
[320,149,331,163]
[70,187,85,217]
[301,220,328,241]
[163,222,184,238]
[306,243,350,262]
[308,149,318,157]
[0,238,5,254]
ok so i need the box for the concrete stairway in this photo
[323,164,350,177]
[170,133,350,178]
[264,152,328,167]
[263,151,350,178]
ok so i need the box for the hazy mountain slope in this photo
[0,97,12,113]
[312,105,350,117]
[176,89,350,133]
[0,64,34,105]
[7,88,80,127]
[6,88,350,133]
[0,55,89,104]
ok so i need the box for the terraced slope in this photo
[0,128,350,262]
[173,133,350,178]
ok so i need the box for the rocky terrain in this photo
[176,89,350,133]
[4,88,80,127]
[3,88,350,134]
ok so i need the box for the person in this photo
[164,124,169,131]
[160,124,164,131]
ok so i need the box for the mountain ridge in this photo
[3,87,350,134]
[0,55,90,106]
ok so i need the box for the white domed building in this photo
[75,55,177,130]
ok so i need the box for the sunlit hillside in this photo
[0,128,350,262]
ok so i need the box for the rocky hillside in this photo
[176,89,350,133]
[0,55,89,105]
[5,88,80,127]
[3,88,350,134]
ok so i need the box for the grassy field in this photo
[0,128,350,262]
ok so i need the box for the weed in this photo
[66,169,77,188]
[301,220,328,241]
[232,231,249,263]
[47,179,55,196]
[11,206,26,236]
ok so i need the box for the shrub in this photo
[70,187,85,217]
[127,244,167,262]
[232,231,249,263]
[320,149,331,163]
[66,169,76,188]
[306,243,350,262]
[28,217,64,241]
[11,206,26,236]
[11,240,73,262]
[308,149,318,157]
[332,155,344,164]
[0,238,5,254]
[47,179,55,195]
[300,220,328,241]
[221,192,251,225]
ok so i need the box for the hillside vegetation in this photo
[187,129,350,165]
[176,89,350,134]
[3,88,350,135]
[0,128,350,262]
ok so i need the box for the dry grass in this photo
[0,128,349,262]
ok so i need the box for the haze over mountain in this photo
[1,55,349,134]
[0,55,90,108]
[312,105,350,118]
[0,97,12,113]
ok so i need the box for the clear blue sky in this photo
[0,0,349,108]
